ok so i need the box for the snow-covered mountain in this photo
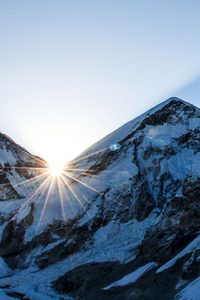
[0,97,200,299]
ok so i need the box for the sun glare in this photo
[12,144,103,230]
[48,161,65,177]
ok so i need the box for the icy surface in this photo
[92,213,156,262]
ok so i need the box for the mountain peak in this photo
[75,96,199,161]
[163,96,185,104]
[146,96,199,118]
[154,96,199,114]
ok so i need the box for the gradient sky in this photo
[0,0,200,166]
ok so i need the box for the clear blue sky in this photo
[0,0,200,165]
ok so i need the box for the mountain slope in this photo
[0,97,199,299]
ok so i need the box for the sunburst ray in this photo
[60,174,87,210]
[37,176,56,230]
[57,176,67,223]
[59,177,77,220]
[20,176,51,210]
[66,147,108,166]
[12,172,47,189]
[60,174,95,236]
[62,171,102,195]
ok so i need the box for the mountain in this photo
[0,97,199,299]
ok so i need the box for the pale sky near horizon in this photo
[0,0,200,167]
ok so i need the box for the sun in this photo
[48,161,65,177]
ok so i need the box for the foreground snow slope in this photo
[0,97,199,299]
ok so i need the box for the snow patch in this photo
[103,262,157,290]
[157,235,200,273]
[177,276,200,300]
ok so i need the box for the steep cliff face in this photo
[0,133,46,201]
[0,97,199,299]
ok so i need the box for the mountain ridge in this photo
[0,97,199,299]
[74,97,199,160]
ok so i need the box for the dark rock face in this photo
[0,203,34,267]
[54,262,119,297]
[0,98,200,299]
[131,174,155,221]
